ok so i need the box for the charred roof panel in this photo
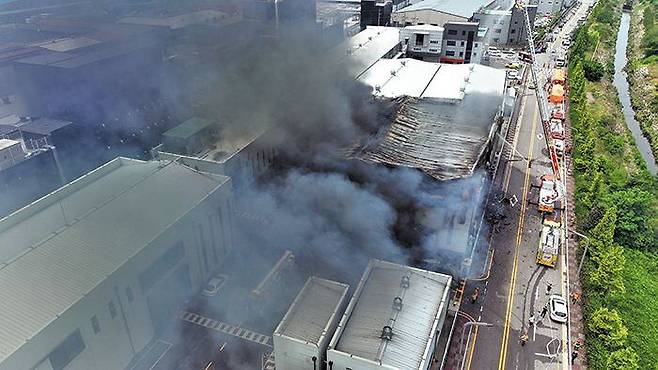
[354,60,506,180]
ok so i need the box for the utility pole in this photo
[458,322,494,368]
[572,230,590,276]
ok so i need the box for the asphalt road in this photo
[462,2,596,369]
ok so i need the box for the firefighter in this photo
[471,287,480,304]
[520,330,529,346]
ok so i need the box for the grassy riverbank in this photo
[567,0,658,368]
[627,0,658,158]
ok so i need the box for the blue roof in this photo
[395,0,491,18]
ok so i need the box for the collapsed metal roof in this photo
[352,59,507,181]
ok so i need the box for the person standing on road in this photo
[541,305,548,319]
[520,330,529,346]
[471,287,480,304]
[546,282,553,295]
[571,350,579,362]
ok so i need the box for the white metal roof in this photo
[332,26,401,79]
[354,60,506,180]
[0,157,229,363]
[330,260,452,370]
[0,139,20,151]
[274,277,349,346]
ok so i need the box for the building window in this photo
[108,301,117,319]
[474,43,479,47]
[459,51,464,57]
[511,29,516,34]
[126,286,134,303]
[460,41,465,46]
[90,316,100,335]
[447,29,458,35]
[445,51,455,56]
[473,52,477,57]
[462,30,466,35]
[493,38,499,43]
[415,34,425,46]
[494,28,502,33]
[49,330,85,370]
[430,40,439,44]
[417,22,425,25]
[431,23,438,26]
[405,22,412,26]
[429,48,438,52]
[447,40,457,46]
[514,21,518,24]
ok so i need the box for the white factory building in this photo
[151,117,278,183]
[0,157,235,370]
[327,260,452,370]
[391,0,489,27]
[273,277,350,370]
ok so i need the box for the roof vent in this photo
[401,60,407,66]
[375,85,381,92]
[392,297,403,311]
[368,36,373,40]
[390,70,397,76]
[380,325,393,340]
[401,275,410,288]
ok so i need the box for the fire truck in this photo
[537,218,561,267]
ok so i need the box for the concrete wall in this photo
[273,335,321,370]
[0,178,234,370]
[392,9,466,27]
[400,26,443,61]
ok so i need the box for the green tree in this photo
[604,189,657,250]
[588,307,628,349]
[586,206,618,257]
[588,244,626,294]
[607,347,640,370]
[583,60,605,81]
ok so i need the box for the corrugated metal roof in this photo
[0,157,229,363]
[332,26,401,79]
[353,61,506,180]
[331,260,451,370]
[274,277,349,345]
[17,117,72,135]
[394,0,490,17]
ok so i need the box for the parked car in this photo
[555,57,566,67]
[506,62,521,69]
[201,274,227,297]
[507,70,521,80]
[549,295,568,323]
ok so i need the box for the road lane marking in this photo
[467,80,530,370]
[498,105,538,370]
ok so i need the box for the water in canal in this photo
[613,12,658,174]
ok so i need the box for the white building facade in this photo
[400,25,444,61]
[0,158,235,370]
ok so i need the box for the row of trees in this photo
[566,1,658,367]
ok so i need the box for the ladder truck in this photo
[516,0,562,179]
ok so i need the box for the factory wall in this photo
[471,11,511,45]
[0,178,235,370]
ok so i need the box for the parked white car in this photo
[549,295,568,323]
[201,274,227,297]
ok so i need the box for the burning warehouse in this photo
[353,58,507,181]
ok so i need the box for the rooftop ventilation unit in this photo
[401,275,410,288]
[380,325,393,340]
[392,297,403,311]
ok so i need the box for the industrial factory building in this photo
[327,260,452,370]
[0,158,234,370]
[152,117,278,182]
[355,59,507,180]
[273,277,350,370]
[391,0,490,27]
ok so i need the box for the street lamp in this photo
[458,321,494,368]
[572,230,590,276]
